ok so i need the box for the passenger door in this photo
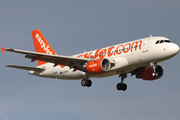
[142,38,149,52]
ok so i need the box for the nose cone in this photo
[170,43,179,55]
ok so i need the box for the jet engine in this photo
[136,65,163,80]
[86,58,111,73]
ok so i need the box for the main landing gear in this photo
[81,73,128,91]
[81,72,92,87]
[81,79,92,87]
[116,73,127,91]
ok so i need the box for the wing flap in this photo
[6,65,44,71]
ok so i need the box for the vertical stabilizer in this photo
[31,29,56,66]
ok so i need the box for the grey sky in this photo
[0,0,180,120]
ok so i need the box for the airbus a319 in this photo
[1,29,179,91]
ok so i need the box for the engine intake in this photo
[86,58,111,73]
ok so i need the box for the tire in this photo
[116,83,122,90]
[121,84,127,91]
[81,79,87,87]
[152,72,157,77]
[116,83,127,91]
[87,80,92,87]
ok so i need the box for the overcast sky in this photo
[0,0,180,120]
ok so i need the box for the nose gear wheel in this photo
[150,62,158,77]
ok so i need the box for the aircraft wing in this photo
[1,48,90,68]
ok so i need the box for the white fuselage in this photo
[29,36,179,80]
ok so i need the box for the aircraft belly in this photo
[56,67,86,80]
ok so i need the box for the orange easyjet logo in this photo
[35,34,52,54]
[78,40,142,59]
[89,64,97,67]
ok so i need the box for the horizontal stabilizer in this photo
[6,65,44,72]
[1,47,5,53]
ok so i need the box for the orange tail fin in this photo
[31,29,56,66]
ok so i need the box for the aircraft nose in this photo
[170,43,179,55]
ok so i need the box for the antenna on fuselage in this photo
[150,34,152,37]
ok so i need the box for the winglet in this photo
[1,47,5,53]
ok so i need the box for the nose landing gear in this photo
[150,62,158,77]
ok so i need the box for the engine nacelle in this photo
[136,65,163,81]
[86,58,111,74]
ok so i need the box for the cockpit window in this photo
[155,40,171,44]
[156,40,160,44]
[160,40,164,43]
[164,40,171,43]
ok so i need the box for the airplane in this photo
[1,29,179,91]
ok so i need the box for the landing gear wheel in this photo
[121,84,127,91]
[81,79,92,87]
[81,79,87,87]
[116,83,127,91]
[152,72,158,77]
[116,83,122,90]
[87,80,92,87]
[150,62,158,77]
